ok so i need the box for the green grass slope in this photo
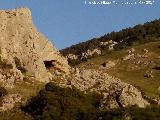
[77,41,160,98]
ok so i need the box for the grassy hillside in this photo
[60,19,160,66]
[77,41,160,98]
[60,19,160,99]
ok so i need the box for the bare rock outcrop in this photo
[81,49,101,59]
[66,54,78,60]
[70,68,149,109]
[101,61,115,69]
[100,40,118,51]
[0,7,70,86]
[0,94,22,111]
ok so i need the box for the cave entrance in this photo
[43,60,56,69]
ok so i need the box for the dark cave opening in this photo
[43,60,55,68]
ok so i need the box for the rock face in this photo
[0,94,22,111]
[81,49,101,60]
[69,68,149,109]
[66,54,78,60]
[0,7,70,86]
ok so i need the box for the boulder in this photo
[101,61,115,69]
[123,54,135,61]
[119,85,149,108]
[66,54,78,60]
[144,70,154,78]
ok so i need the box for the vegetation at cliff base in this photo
[21,82,160,120]
[22,82,102,120]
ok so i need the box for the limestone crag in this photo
[81,49,101,60]
[0,94,22,111]
[66,54,78,60]
[0,7,70,86]
[70,68,149,109]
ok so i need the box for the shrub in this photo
[22,82,102,120]
[22,82,160,120]
[126,105,160,120]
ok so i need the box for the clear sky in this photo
[0,0,159,49]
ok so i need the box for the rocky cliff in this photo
[0,7,152,114]
[0,7,70,87]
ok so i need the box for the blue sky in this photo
[0,0,159,49]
